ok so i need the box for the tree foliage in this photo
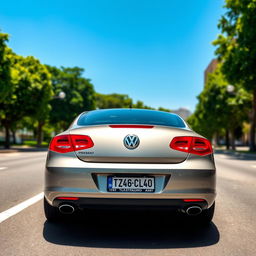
[188,66,251,147]
[47,66,95,131]
[95,93,133,109]
[213,0,256,91]
[158,107,171,112]
[213,0,256,150]
[0,32,12,101]
[133,100,155,110]
[0,52,53,147]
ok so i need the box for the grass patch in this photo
[23,140,49,147]
[236,150,256,155]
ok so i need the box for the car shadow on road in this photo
[43,210,220,249]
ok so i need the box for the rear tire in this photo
[44,197,60,222]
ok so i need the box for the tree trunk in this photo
[3,122,10,149]
[216,133,220,146]
[11,129,16,144]
[249,89,256,151]
[225,129,230,150]
[230,129,236,151]
[37,121,44,147]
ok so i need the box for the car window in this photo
[77,109,186,128]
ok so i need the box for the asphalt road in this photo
[0,150,256,256]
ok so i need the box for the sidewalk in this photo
[0,145,48,153]
[214,147,256,160]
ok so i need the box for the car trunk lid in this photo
[70,125,195,164]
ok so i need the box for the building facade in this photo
[204,59,218,86]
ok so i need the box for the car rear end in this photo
[44,109,216,222]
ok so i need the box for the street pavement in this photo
[0,150,256,256]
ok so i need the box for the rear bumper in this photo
[52,198,209,211]
[45,151,216,209]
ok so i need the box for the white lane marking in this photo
[0,192,44,223]
[0,167,7,170]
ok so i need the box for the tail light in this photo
[56,197,79,200]
[70,135,94,150]
[49,134,94,153]
[49,135,72,153]
[183,199,205,202]
[170,136,212,156]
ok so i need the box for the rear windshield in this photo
[77,109,186,128]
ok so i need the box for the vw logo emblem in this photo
[123,135,140,149]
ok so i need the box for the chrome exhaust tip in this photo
[59,204,75,214]
[186,206,202,216]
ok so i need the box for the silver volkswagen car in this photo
[44,109,216,223]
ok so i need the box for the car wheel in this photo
[44,197,60,222]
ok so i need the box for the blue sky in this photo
[0,0,224,111]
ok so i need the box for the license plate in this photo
[107,176,155,192]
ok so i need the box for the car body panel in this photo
[45,151,216,206]
[70,125,198,163]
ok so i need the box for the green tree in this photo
[133,100,144,109]
[213,0,256,150]
[0,53,53,148]
[0,31,12,101]
[0,32,12,146]
[188,67,251,149]
[22,56,53,146]
[95,93,133,109]
[158,107,171,112]
[132,100,155,110]
[47,66,95,131]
